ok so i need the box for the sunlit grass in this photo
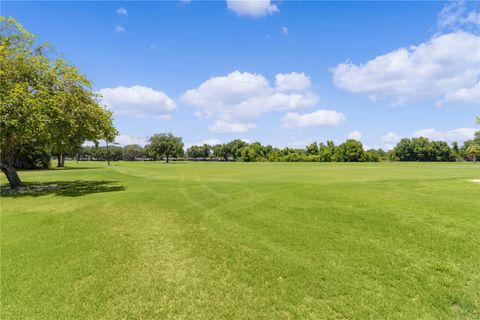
[2,161,479,319]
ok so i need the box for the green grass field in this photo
[1,161,479,319]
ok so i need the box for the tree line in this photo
[72,131,479,163]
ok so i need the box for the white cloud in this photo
[281,110,345,128]
[381,132,402,143]
[114,25,125,33]
[115,134,147,146]
[227,0,278,18]
[187,138,222,148]
[98,85,176,117]
[116,7,128,16]
[331,32,480,106]
[412,128,476,143]
[380,128,476,146]
[347,130,362,140]
[439,82,480,106]
[275,72,311,92]
[182,71,318,122]
[155,114,172,121]
[209,120,256,133]
[281,26,288,36]
[438,0,480,30]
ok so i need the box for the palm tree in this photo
[467,144,480,162]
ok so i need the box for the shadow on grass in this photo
[1,180,125,198]
[51,166,102,170]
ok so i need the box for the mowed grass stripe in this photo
[1,161,479,319]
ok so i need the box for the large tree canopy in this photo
[0,17,117,188]
[146,133,184,163]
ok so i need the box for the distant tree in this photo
[318,143,333,162]
[212,144,229,161]
[467,144,480,162]
[430,141,452,161]
[123,144,144,161]
[306,142,319,155]
[187,144,211,159]
[361,149,381,162]
[146,133,184,163]
[226,139,248,160]
[394,138,414,161]
[452,142,459,153]
[326,140,336,154]
[334,139,364,162]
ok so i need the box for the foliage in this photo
[145,133,184,162]
[466,144,480,162]
[334,139,365,162]
[186,144,211,159]
[0,17,116,187]
[122,144,145,161]
[393,138,453,161]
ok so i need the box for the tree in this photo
[467,144,480,162]
[50,59,117,167]
[187,144,211,159]
[318,143,333,162]
[334,139,364,162]
[226,139,248,160]
[0,17,117,188]
[361,149,381,162]
[123,144,145,161]
[306,142,319,155]
[146,133,184,163]
[394,138,414,161]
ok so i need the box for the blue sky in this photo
[3,0,479,149]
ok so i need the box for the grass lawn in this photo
[1,161,479,319]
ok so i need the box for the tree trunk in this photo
[1,162,22,189]
[166,155,169,163]
[57,154,64,167]
[106,142,111,165]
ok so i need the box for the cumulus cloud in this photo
[186,138,222,149]
[439,82,480,106]
[182,71,318,129]
[275,72,311,92]
[115,134,147,146]
[438,0,480,30]
[227,0,278,18]
[347,130,362,140]
[381,132,402,143]
[380,128,476,146]
[116,7,128,16]
[412,127,476,143]
[331,31,480,106]
[114,25,125,33]
[209,120,256,133]
[98,85,176,117]
[281,110,345,128]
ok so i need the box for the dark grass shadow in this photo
[1,180,125,198]
[51,166,102,170]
